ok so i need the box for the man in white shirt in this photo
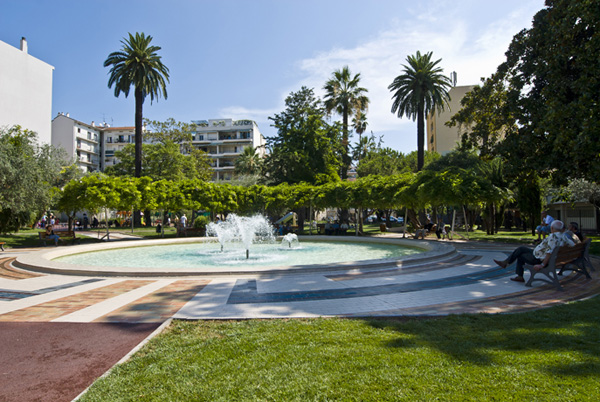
[494,220,574,283]
[535,211,554,241]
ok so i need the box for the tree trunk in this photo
[133,87,144,226]
[417,103,425,172]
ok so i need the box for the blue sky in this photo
[1,0,545,154]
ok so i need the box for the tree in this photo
[323,66,369,179]
[389,51,452,171]
[264,87,342,185]
[234,146,263,176]
[0,126,71,233]
[104,32,170,179]
[447,76,516,159]
[104,141,211,182]
[490,0,600,183]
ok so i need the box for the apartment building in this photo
[426,85,475,155]
[191,119,266,181]
[52,115,265,180]
[51,113,103,172]
[102,126,136,167]
[0,37,54,143]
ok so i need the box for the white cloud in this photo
[222,1,543,152]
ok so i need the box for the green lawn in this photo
[81,296,600,401]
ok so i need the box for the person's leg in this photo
[514,250,541,277]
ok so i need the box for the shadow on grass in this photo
[363,295,600,376]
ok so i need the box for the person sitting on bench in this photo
[493,220,574,283]
[45,225,61,246]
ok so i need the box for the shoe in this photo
[494,259,508,269]
[510,276,525,283]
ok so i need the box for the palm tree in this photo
[104,32,170,178]
[234,146,262,175]
[323,66,369,179]
[389,51,452,171]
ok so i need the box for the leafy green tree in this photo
[105,141,211,182]
[323,66,369,179]
[389,51,452,171]
[234,146,263,176]
[0,126,71,233]
[490,0,600,183]
[264,87,342,185]
[104,32,170,179]
[447,77,516,159]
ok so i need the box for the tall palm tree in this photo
[323,66,369,179]
[104,32,170,178]
[389,51,452,171]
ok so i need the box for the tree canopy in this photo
[264,87,342,185]
[0,126,72,233]
[389,51,452,171]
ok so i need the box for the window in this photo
[77,128,81,133]
[107,137,112,143]
[77,139,81,148]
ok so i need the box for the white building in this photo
[0,37,54,143]
[51,114,103,172]
[102,125,136,168]
[191,119,266,181]
[52,115,265,180]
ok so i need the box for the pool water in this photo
[54,241,421,269]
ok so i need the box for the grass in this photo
[80,296,600,401]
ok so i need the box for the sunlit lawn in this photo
[80,296,600,401]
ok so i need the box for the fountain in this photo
[282,233,299,248]
[206,214,275,259]
[15,213,454,276]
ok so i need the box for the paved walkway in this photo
[1,238,598,401]
[1,238,598,323]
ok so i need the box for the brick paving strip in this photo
[0,280,155,321]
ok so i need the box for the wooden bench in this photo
[525,238,593,290]
[39,230,80,246]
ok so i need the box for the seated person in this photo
[424,219,435,233]
[494,220,574,283]
[564,222,583,244]
[45,225,61,246]
[535,211,554,241]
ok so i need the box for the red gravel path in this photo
[0,322,160,402]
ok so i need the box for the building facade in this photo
[51,115,264,180]
[52,114,103,172]
[0,38,54,143]
[191,119,266,181]
[426,85,475,156]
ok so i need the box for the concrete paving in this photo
[0,236,598,323]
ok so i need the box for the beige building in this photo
[427,85,475,155]
[0,38,54,143]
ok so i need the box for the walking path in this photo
[0,236,597,401]
[1,237,598,323]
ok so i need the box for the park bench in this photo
[525,238,593,290]
[38,230,80,246]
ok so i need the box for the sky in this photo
[1,0,546,154]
